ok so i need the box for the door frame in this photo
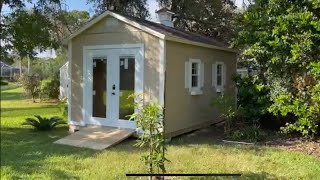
[82,44,144,129]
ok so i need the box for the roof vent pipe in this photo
[155,7,174,27]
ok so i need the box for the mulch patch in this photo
[264,135,320,159]
[180,126,320,159]
[185,126,320,158]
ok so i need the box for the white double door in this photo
[84,47,143,129]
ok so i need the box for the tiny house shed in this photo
[63,9,238,138]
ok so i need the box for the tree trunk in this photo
[0,0,3,15]
[19,58,22,75]
[27,56,32,74]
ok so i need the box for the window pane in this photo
[192,75,198,87]
[119,57,135,120]
[217,75,222,86]
[217,64,222,75]
[92,58,107,118]
[216,64,223,86]
[192,63,198,75]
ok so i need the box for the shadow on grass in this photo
[187,171,277,179]
[1,106,59,113]
[1,126,98,178]
[0,84,20,92]
[168,126,266,152]
[0,91,23,100]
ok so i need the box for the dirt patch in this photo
[178,126,320,159]
[264,136,320,159]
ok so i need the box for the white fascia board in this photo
[164,36,239,54]
[62,11,165,45]
[62,11,238,54]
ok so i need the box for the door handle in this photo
[112,92,115,95]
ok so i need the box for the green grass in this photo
[1,85,320,179]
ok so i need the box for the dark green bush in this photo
[40,76,59,99]
[58,98,68,117]
[234,75,272,126]
[18,73,40,102]
[22,115,66,131]
[211,95,236,133]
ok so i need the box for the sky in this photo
[2,0,244,58]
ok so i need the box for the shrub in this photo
[18,73,40,102]
[211,95,236,133]
[269,78,320,138]
[58,98,68,117]
[228,125,267,142]
[22,115,66,131]
[234,75,272,126]
[40,77,59,99]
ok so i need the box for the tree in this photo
[234,0,320,137]
[1,0,88,75]
[19,73,40,102]
[157,0,238,43]
[129,96,168,178]
[1,0,62,73]
[56,10,90,34]
[87,0,149,18]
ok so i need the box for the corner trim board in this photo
[67,41,73,125]
[159,39,166,106]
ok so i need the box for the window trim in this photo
[213,61,225,93]
[187,59,203,95]
[190,59,201,88]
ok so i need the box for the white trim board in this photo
[159,39,166,106]
[67,41,75,125]
[62,11,238,54]
[63,11,165,44]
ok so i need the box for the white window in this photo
[185,59,204,95]
[212,62,226,93]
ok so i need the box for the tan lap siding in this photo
[70,17,160,123]
[164,41,237,136]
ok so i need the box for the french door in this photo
[84,47,143,129]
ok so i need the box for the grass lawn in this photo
[1,84,320,179]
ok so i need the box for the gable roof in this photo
[63,11,238,53]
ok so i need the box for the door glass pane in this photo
[119,57,135,120]
[217,64,222,86]
[92,58,107,118]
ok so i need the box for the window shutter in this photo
[200,62,204,87]
[185,61,190,89]
[212,63,216,87]
[223,63,227,87]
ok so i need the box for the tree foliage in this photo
[1,0,62,61]
[157,0,238,43]
[129,95,168,176]
[87,0,149,18]
[18,73,40,102]
[2,9,58,58]
[1,0,89,62]
[235,0,320,137]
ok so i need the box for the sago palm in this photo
[23,115,66,131]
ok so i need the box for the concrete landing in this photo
[54,126,135,150]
